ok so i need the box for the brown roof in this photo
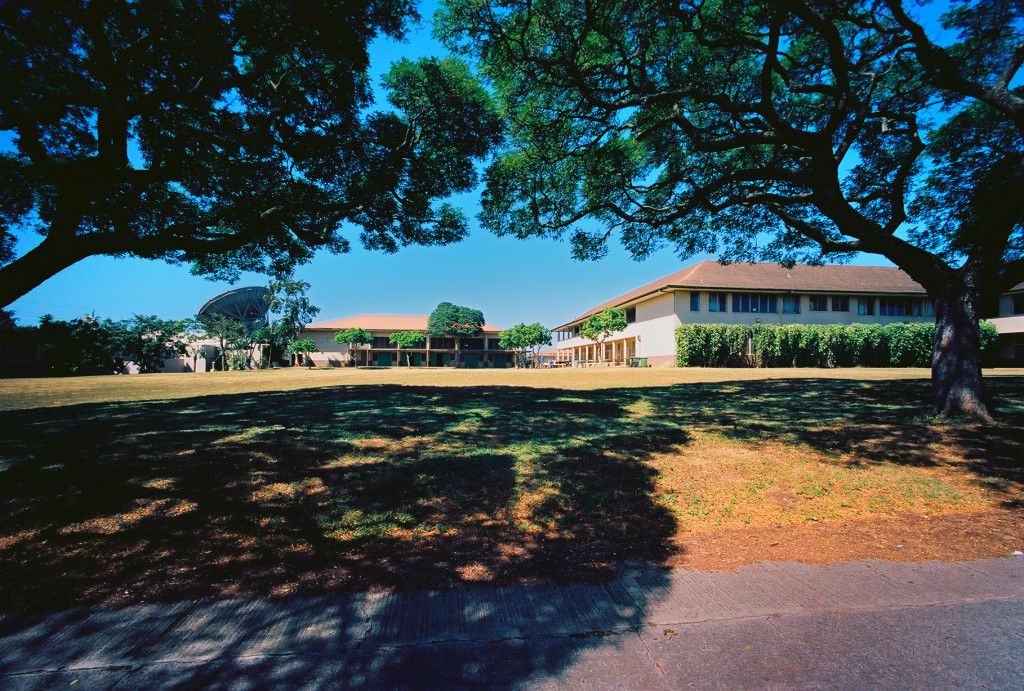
[559,261,927,328]
[304,314,505,333]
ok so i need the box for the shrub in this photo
[676,320,1000,368]
[885,322,932,367]
[979,321,1000,367]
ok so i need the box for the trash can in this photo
[637,357,648,367]
[628,357,639,367]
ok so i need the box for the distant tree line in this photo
[0,280,318,376]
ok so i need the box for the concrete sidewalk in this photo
[2,557,1022,689]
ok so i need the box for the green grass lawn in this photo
[7,365,1019,411]
[1,367,1022,612]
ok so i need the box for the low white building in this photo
[546,261,996,367]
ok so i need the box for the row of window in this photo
[694,292,927,316]
[553,290,939,341]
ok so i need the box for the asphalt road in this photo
[2,557,1022,689]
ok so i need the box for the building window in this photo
[709,292,728,312]
[831,296,850,312]
[809,295,828,312]
[858,297,875,315]
[430,337,454,349]
[879,297,923,317]
[1014,294,1024,315]
[690,292,700,312]
[461,338,485,350]
[732,293,778,314]
[782,295,800,314]
[487,338,501,350]
[625,306,636,323]
[371,336,390,348]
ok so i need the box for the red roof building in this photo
[300,315,512,368]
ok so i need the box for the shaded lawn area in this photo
[1,376,1022,613]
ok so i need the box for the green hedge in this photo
[676,321,999,368]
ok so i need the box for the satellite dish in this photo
[198,287,272,325]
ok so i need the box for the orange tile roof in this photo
[558,260,928,328]
[304,314,506,333]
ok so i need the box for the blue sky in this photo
[5,1,898,331]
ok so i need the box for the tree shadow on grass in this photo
[2,377,1023,615]
[0,384,689,688]
[1,377,1022,687]
[0,385,683,614]
[631,376,1024,512]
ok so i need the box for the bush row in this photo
[675,321,999,368]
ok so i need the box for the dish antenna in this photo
[198,287,272,325]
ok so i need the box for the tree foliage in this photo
[333,327,373,366]
[427,301,485,341]
[288,337,319,368]
[0,309,16,331]
[198,313,249,371]
[108,315,188,373]
[499,322,552,367]
[269,279,320,340]
[38,315,118,376]
[389,330,426,365]
[676,322,1000,368]
[438,0,1024,419]
[0,2,503,306]
[37,313,186,374]
[579,307,627,359]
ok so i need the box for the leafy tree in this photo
[0,308,16,331]
[427,301,485,366]
[180,317,210,373]
[198,313,249,371]
[38,315,117,376]
[288,337,319,369]
[269,279,320,341]
[579,308,627,362]
[253,320,299,368]
[389,330,426,366]
[439,0,1024,420]
[108,315,188,374]
[499,322,552,367]
[333,327,373,366]
[256,278,319,365]
[0,3,502,306]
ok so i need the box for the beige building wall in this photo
[551,292,682,366]
[306,330,352,366]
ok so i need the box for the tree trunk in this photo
[932,292,993,422]
[0,234,91,307]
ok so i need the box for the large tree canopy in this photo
[0,0,502,306]
[438,0,1024,420]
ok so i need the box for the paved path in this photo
[2,557,1022,689]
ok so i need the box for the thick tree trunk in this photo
[0,234,91,307]
[931,293,993,422]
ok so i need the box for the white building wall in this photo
[552,289,940,368]
[552,292,681,365]
[677,291,934,327]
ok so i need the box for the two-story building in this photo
[300,315,514,368]
[990,287,1024,366]
[547,261,1016,367]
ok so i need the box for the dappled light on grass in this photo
[0,375,1022,612]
